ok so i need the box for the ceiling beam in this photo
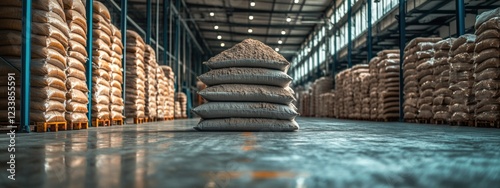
[205,39,301,46]
[186,3,326,13]
[200,29,307,38]
[196,20,314,29]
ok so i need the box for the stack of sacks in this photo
[334,70,348,118]
[109,24,124,120]
[161,65,175,118]
[473,9,500,122]
[368,57,380,120]
[125,30,146,119]
[432,38,455,121]
[402,37,441,121]
[63,0,89,123]
[0,0,69,123]
[91,1,112,121]
[416,41,437,121]
[144,45,158,120]
[156,67,167,118]
[312,77,333,117]
[320,92,335,118]
[343,70,354,119]
[449,34,476,122]
[174,101,181,118]
[319,93,329,117]
[194,39,299,131]
[301,92,311,117]
[176,92,187,118]
[376,50,400,120]
[351,65,369,119]
[360,72,371,120]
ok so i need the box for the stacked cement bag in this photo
[125,30,146,119]
[473,9,500,122]
[403,37,441,121]
[319,92,335,118]
[194,39,299,131]
[416,41,437,121]
[0,0,69,123]
[368,57,380,120]
[376,50,400,120]
[344,70,354,119]
[63,0,88,123]
[91,1,112,121]
[351,65,369,119]
[175,92,187,118]
[174,101,181,118]
[156,67,167,118]
[301,92,311,117]
[432,38,455,121]
[161,66,176,118]
[144,45,158,120]
[312,77,333,117]
[109,24,124,120]
[449,34,476,122]
[334,70,348,118]
[360,73,371,120]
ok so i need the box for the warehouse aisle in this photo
[2,118,500,187]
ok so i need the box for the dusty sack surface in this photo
[192,102,298,120]
[198,67,292,87]
[199,84,295,105]
[195,118,299,132]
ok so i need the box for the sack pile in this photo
[334,70,349,118]
[175,92,187,118]
[432,38,455,121]
[351,65,369,119]
[156,67,167,118]
[161,65,176,119]
[312,77,333,117]
[376,50,400,120]
[473,9,500,122]
[109,24,124,120]
[299,92,311,117]
[319,92,335,118]
[145,45,158,120]
[194,39,299,131]
[368,57,380,120]
[125,30,146,119]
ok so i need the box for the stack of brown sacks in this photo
[334,70,349,118]
[351,65,369,119]
[0,0,69,123]
[144,45,158,120]
[376,50,400,120]
[416,41,437,121]
[473,9,500,123]
[360,72,371,120]
[449,34,476,122]
[368,57,380,120]
[344,70,354,119]
[125,30,146,120]
[194,39,299,131]
[91,1,112,121]
[174,101,181,118]
[156,67,167,119]
[432,38,455,121]
[175,92,187,118]
[312,77,333,117]
[63,0,89,123]
[161,65,175,119]
[109,25,124,120]
[319,92,335,118]
[300,92,311,117]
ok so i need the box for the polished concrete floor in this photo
[1,117,500,187]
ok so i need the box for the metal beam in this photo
[205,39,301,46]
[171,5,205,54]
[163,0,169,65]
[185,3,325,14]
[367,0,373,62]
[456,0,465,36]
[21,0,32,132]
[146,0,152,44]
[347,0,352,68]
[196,20,314,29]
[86,0,94,126]
[398,0,406,122]
[201,29,307,38]
[120,0,127,121]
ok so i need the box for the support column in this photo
[347,0,353,68]
[367,0,373,61]
[398,0,406,122]
[456,0,465,36]
[86,0,94,126]
[21,0,32,132]
[120,0,127,121]
[174,0,181,91]
[146,0,151,44]
[163,0,170,65]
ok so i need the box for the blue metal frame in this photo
[347,0,352,68]
[121,0,127,121]
[163,0,170,65]
[398,0,406,122]
[456,0,465,36]
[367,0,373,61]
[86,0,93,126]
[146,0,152,44]
[174,0,181,92]
[21,0,32,132]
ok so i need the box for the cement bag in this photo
[453,43,476,55]
[199,84,295,105]
[475,49,500,64]
[477,29,500,42]
[32,76,66,91]
[31,61,66,80]
[451,34,476,51]
[66,68,86,81]
[474,68,500,81]
[63,0,86,16]
[31,100,65,112]
[475,112,500,121]
[66,102,88,113]
[473,79,500,90]
[93,1,111,21]
[68,50,87,64]
[68,40,87,56]
[475,38,500,53]
[110,110,123,119]
[475,90,500,100]
[69,33,86,47]
[0,45,67,69]
[65,112,88,122]
[92,85,110,96]
[475,8,500,29]
[204,59,290,72]
[474,58,500,73]
[93,29,111,45]
[67,89,88,104]
[31,87,66,102]
[110,80,122,90]
[110,96,124,105]
[451,112,470,122]
[31,110,66,122]
[67,77,88,92]
[92,77,110,87]
[198,68,292,87]
[92,68,111,80]
[194,118,299,132]
[93,95,110,105]
[192,102,298,120]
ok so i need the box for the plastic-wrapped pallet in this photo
[144,45,158,120]
[473,9,500,123]
[376,50,400,120]
[449,34,476,123]
[175,92,187,118]
[91,1,112,121]
[403,37,441,121]
[125,30,146,119]
[368,57,380,120]
[312,77,333,117]
[63,0,88,123]
[432,38,455,122]
[0,0,69,123]
[194,39,299,131]
[109,24,124,120]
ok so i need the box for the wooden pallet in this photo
[92,119,110,127]
[112,118,123,125]
[432,119,449,125]
[449,121,474,127]
[383,118,399,122]
[404,119,417,123]
[416,119,432,124]
[68,121,88,130]
[474,121,500,128]
[134,118,144,124]
[164,116,174,121]
[36,122,67,132]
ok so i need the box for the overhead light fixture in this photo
[221,43,225,47]
[250,1,255,6]
[214,25,219,30]
[275,47,280,52]
[217,35,222,40]
[286,16,292,22]
[294,0,299,3]
[281,30,286,35]
[248,28,253,33]
[278,39,283,44]
[209,12,214,16]
[249,15,254,20]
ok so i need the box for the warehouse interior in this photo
[2,0,500,187]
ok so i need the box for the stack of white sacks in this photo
[144,45,158,120]
[193,39,299,131]
[109,24,124,120]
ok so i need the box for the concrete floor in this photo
[1,117,500,187]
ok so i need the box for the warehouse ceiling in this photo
[185,0,333,60]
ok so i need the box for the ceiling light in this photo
[249,15,254,20]
[278,39,283,44]
[286,16,292,22]
[214,25,219,30]
[275,47,280,52]
[248,28,253,33]
[221,43,225,47]
[209,12,214,16]
[217,35,222,40]
[281,30,286,35]
[250,1,255,6]
[294,0,299,3]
